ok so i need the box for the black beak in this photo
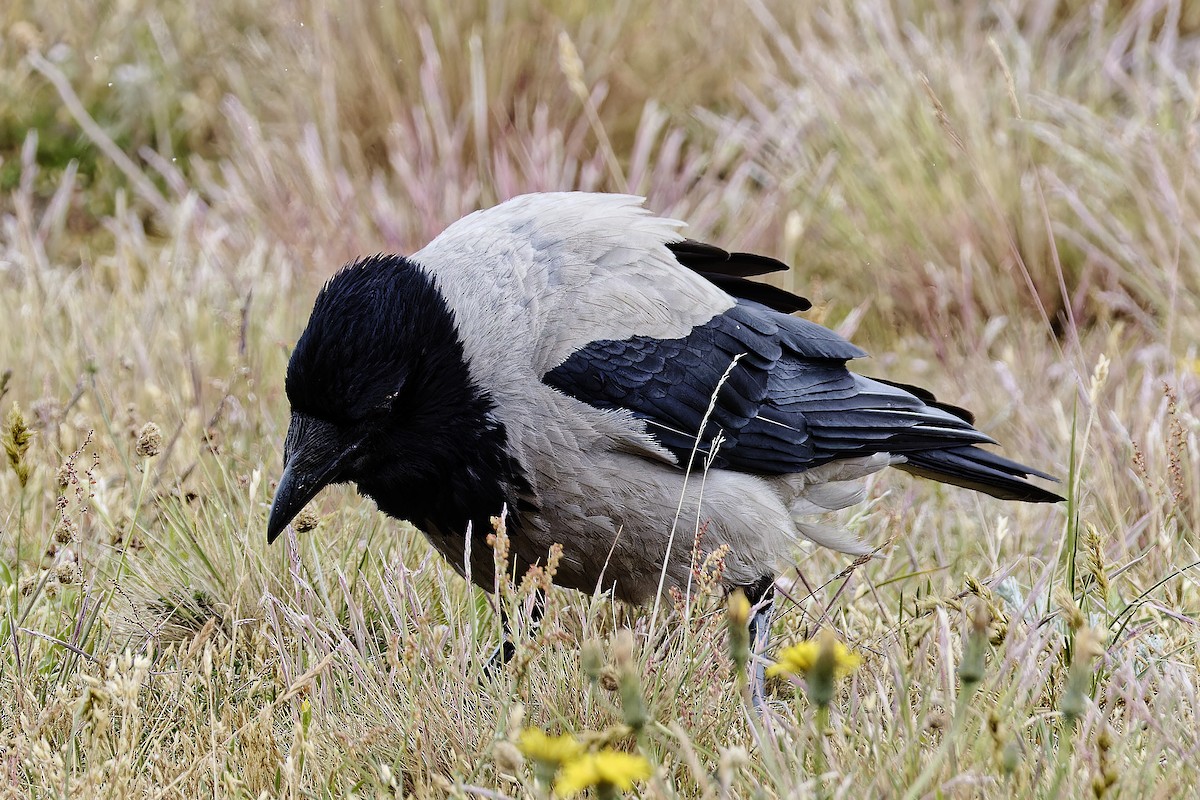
[267,413,361,544]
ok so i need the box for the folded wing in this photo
[544,261,1060,502]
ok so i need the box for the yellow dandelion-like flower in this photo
[517,729,584,766]
[770,631,861,708]
[555,750,652,797]
[767,640,818,677]
[767,636,861,679]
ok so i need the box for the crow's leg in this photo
[484,588,546,675]
[744,575,777,709]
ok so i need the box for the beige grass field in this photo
[2,0,1199,796]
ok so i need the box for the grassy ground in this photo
[1,0,1198,796]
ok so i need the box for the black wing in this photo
[543,299,1060,502]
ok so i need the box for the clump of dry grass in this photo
[1,0,1198,796]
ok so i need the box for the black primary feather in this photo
[668,239,812,313]
[864,376,976,425]
[667,239,791,277]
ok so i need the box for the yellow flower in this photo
[767,635,861,679]
[517,729,584,765]
[555,749,653,796]
[766,640,818,677]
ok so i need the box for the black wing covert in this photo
[543,298,999,474]
[543,271,1061,503]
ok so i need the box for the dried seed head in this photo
[557,31,587,98]
[505,703,526,739]
[55,562,80,585]
[493,740,524,775]
[599,666,620,692]
[30,399,61,430]
[10,20,43,52]
[3,403,34,488]
[1088,354,1110,404]
[1055,587,1086,631]
[54,516,77,544]
[135,422,162,458]
[1084,524,1109,599]
[1075,626,1106,661]
[293,506,320,533]
[925,708,951,731]
[718,745,749,784]
[543,542,563,586]
[487,513,511,572]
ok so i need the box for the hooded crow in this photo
[268,192,1060,658]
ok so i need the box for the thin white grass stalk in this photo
[557,31,626,190]
[683,432,724,619]
[464,518,473,589]
[1162,83,1200,358]
[649,354,744,641]
[36,158,79,244]
[1048,355,1109,611]
[17,626,98,663]
[590,523,625,598]
[27,52,172,219]
[469,33,491,206]
[1027,148,1097,380]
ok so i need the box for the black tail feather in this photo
[897,445,1063,503]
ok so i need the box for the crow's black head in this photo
[268,254,521,544]
[285,255,460,424]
